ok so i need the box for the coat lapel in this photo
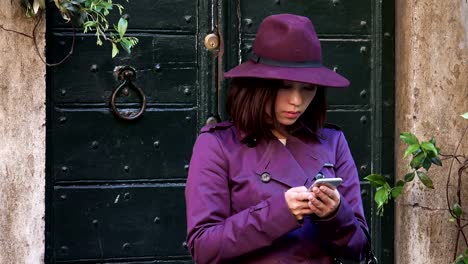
[286,136,325,187]
[254,137,324,188]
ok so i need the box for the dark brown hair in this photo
[226,77,327,141]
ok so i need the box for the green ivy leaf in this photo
[400,132,419,145]
[421,141,438,156]
[422,157,432,171]
[410,152,427,169]
[117,17,128,38]
[72,10,87,27]
[375,187,390,216]
[430,156,442,166]
[451,203,463,218]
[416,171,434,189]
[396,180,406,187]
[120,38,132,54]
[391,186,404,199]
[36,0,45,10]
[461,112,468,119]
[364,174,387,188]
[33,0,44,14]
[404,144,420,159]
[116,4,124,15]
[404,172,415,182]
[112,42,119,58]
[452,251,468,264]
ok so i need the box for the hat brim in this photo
[224,61,350,88]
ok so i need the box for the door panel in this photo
[240,0,372,35]
[49,34,197,104]
[52,109,196,182]
[54,185,186,260]
[328,111,372,177]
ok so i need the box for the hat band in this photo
[249,53,322,68]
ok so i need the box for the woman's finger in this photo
[313,188,334,206]
[308,194,325,209]
[319,186,340,202]
[290,186,308,193]
[294,191,312,202]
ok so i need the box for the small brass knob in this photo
[204,33,220,50]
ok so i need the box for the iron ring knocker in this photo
[110,66,147,121]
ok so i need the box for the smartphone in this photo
[309,177,342,191]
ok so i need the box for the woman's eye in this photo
[304,86,317,91]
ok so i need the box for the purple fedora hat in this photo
[224,14,349,88]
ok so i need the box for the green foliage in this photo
[22,0,138,57]
[21,0,45,17]
[404,172,415,182]
[364,132,443,216]
[404,143,420,158]
[451,203,463,218]
[364,174,387,188]
[453,249,468,264]
[365,113,468,263]
[400,132,419,145]
[364,174,397,216]
[416,171,433,189]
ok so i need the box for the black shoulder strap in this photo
[360,225,378,264]
[333,225,378,264]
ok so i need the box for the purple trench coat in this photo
[185,121,368,264]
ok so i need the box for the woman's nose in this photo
[289,88,303,106]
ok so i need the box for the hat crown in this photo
[253,14,322,63]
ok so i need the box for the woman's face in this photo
[270,80,317,127]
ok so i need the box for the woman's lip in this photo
[283,111,301,118]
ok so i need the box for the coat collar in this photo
[236,119,325,144]
[253,135,325,188]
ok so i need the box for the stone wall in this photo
[0,2,46,264]
[395,0,468,263]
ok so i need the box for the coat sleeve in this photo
[185,132,301,264]
[310,131,368,261]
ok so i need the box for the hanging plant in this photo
[20,0,138,59]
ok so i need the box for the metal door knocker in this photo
[111,66,147,121]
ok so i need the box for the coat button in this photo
[260,172,271,183]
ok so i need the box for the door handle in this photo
[204,33,220,50]
[110,66,147,121]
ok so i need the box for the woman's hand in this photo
[307,185,341,218]
[284,186,314,221]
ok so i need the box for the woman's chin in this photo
[278,118,298,126]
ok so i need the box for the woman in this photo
[185,14,368,264]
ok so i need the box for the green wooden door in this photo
[46,0,394,263]
[46,0,215,263]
